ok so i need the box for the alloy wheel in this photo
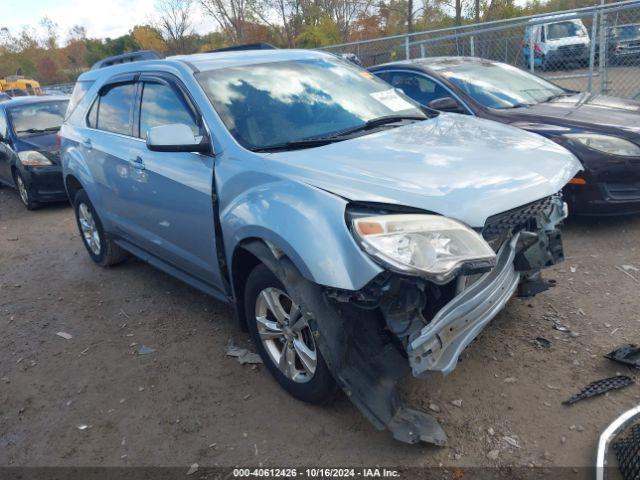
[16,174,29,206]
[254,287,317,383]
[78,202,101,255]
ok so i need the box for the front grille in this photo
[482,195,555,243]
[558,44,587,54]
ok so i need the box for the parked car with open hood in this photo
[371,57,640,215]
[0,95,69,209]
[61,49,580,444]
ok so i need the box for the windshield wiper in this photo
[17,127,60,134]
[251,115,426,153]
[542,92,572,103]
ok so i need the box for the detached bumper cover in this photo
[407,234,521,377]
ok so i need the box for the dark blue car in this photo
[0,95,69,209]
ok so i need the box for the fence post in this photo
[588,11,598,93]
[470,35,475,56]
[405,35,410,59]
[529,26,535,72]
[420,43,426,58]
[599,9,607,94]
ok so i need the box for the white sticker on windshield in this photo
[370,89,415,112]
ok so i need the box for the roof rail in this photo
[207,43,277,53]
[91,50,164,70]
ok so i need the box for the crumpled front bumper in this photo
[407,233,521,377]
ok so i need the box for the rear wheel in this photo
[244,263,337,404]
[73,190,128,267]
[13,170,39,210]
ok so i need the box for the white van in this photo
[523,15,591,70]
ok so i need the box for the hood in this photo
[266,113,581,228]
[15,133,60,164]
[500,93,640,135]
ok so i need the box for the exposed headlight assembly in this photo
[17,150,52,166]
[564,134,640,157]
[352,214,496,284]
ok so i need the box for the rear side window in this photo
[386,72,450,106]
[0,110,7,139]
[89,83,136,136]
[66,80,94,120]
[138,82,199,140]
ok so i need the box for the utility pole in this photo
[475,0,480,23]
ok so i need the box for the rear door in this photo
[81,76,146,239]
[124,73,222,288]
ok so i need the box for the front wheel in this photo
[73,190,128,267]
[13,170,39,210]
[244,263,337,404]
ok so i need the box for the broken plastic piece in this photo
[563,376,634,406]
[613,423,640,480]
[138,345,155,355]
[534,337,552,348]
[605,344,640,370]
[56,332,73,340]
[225,340,263,365]
[387,406,447,445]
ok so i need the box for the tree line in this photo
[0,0,610,85]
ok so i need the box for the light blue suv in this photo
[61,49,581,445]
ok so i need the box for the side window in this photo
[94,83,136,136]
[387,72,451,106]
[374,71,392,83]
[0,111,7,139]
[87,98,98,129]
[139,82,199,140]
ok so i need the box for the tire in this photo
[73,189,128,267]
[13,170,39,210]
[244,263,337,404]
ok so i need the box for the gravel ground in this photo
[1,186,639,471]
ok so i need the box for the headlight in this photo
[352,214,496,284]
[18,151,52,166]
[564,134,640,157]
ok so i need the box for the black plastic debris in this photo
[562,376,634,406]
[534,337,552,349]
[605,344,640,369]
[613,423,640,480]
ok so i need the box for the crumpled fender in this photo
[241,240,447,446]
[220,176,382,291]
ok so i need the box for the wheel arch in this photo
[230,237,310,332]
[65,174,83,203]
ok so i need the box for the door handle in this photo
[81,138,92,150]
[130,156,145,170]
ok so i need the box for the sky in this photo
[2,0,219,40]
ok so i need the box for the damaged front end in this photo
[328,194,567,442]
[245,194,568,446]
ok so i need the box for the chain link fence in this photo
[322,0,640,100]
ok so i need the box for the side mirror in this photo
[146,123,211,154]
[427,97,466,113]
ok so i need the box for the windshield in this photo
[440,62,565,109]
[8,100,69,137]
[546,21,586,40]
[611,25,640,39]
[196,57,426,150]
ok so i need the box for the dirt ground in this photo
[1,185,639,471]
